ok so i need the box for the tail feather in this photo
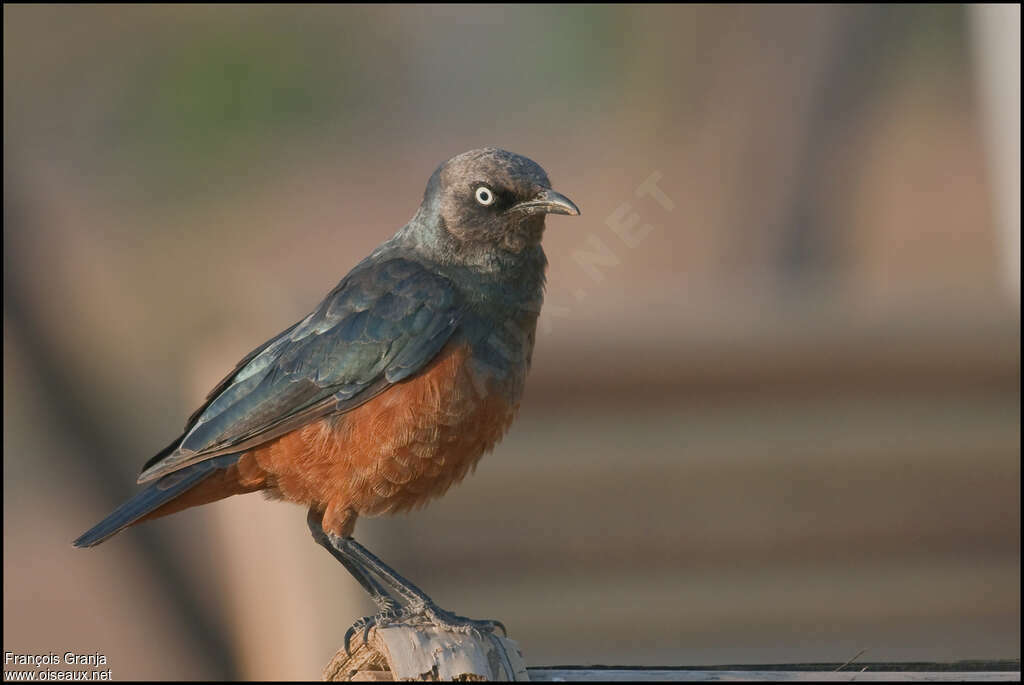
[73,454,241,548]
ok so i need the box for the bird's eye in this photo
[474,186,495,206]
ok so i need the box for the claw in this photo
[343,624,359,656]
[362,620,374,647]
[471,618,506,636]
[460,616,505,637]
[343,604,408,656]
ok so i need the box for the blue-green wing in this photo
[137,257,463,483]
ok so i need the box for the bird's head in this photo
[406,148,579,269]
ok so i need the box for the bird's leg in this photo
[324,532,506,640]
[306,509,400,615]
[308,510,413,654]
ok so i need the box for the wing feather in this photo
[138,257,463,483]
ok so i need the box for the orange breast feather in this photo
[245,343,517,536]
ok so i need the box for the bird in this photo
[73,147,579,649]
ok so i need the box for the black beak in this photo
[510,188,581,216]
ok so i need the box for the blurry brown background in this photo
[3,4,1019,681]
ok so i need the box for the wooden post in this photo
[323,622,529,681]
[325,640,1019,683]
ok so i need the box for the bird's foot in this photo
[343,605,404,656]
[415,601,507,639]
[342,602,506,655]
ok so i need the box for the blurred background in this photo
[3,4,1019,680]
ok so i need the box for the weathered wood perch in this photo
[324,627,1020,684]
[323,622,529,681]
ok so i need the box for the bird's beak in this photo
[510,188,581,216]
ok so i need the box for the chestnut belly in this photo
[239,343,519,536]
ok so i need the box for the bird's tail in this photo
[73,454,246,548]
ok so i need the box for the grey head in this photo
[398,148,579,270]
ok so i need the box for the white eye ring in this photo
[475,186,495,206]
